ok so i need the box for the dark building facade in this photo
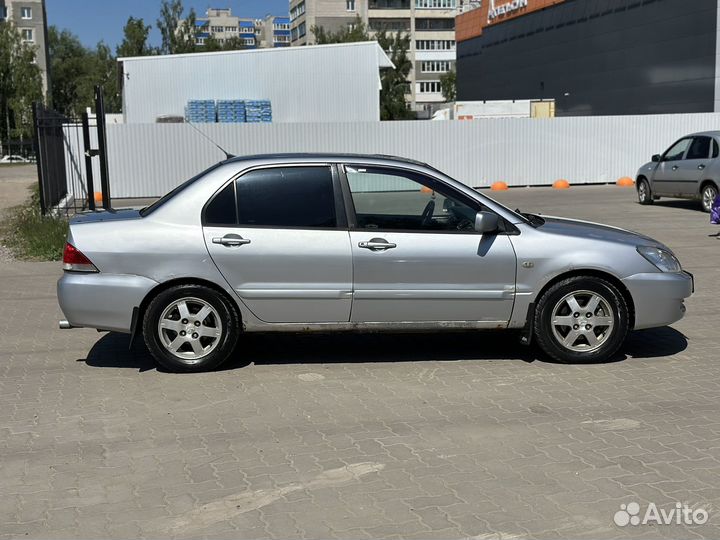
[456,0,720,116]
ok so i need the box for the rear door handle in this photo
[358,238,397,251]
[212,234,251,247]
[672,165,679,171]
[698,164,706,170]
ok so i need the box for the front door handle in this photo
[672,165,680,171]
[358,238,397,251]
[698,164,706,170]
[212,234,251,247]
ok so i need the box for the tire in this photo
[701,182,718,213]
[637,178,653,205]
[143,284,240,372]
[534,276,629,364]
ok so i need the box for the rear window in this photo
[140,162,224,217]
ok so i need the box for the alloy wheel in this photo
[702,185,717,212]
[550,290,615,353]
[157,297,223,363]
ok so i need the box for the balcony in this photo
[369,0,410,9]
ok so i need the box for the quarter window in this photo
[236,167,336,228]
[204,182,237,225]
[663,139,691,162]
[345,166,480,232]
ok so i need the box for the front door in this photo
[653,137,691,196]
[674,136,712,196]
[203,165,353,323]
[342,165,517,323]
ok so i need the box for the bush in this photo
[2,186,68,260]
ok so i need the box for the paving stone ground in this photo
[1,183,720,539]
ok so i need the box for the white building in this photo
[118,42,393,124]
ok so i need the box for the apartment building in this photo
[289,0,468,114]
[0,0,49,95]
[193,8,290,49]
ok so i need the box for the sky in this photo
[45,0,290,49]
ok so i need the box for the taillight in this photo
[62,243,98,272]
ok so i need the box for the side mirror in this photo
[652,154,661,162]
[475,211,499,234]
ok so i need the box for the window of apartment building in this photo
[346,0,356,10]
[240,26,254,33]
[369,0,410,8]
[291,27,299,40]
[415,18,455,31]
[298,22,307,37]
[275,35,291,43]
[225,26,237,32]
[274,23,290,30]
[416,40,455,50]
[415,0,456,8]
[421,61,451,73]
[20,29,34,42]
[21,6,33,19]
[418,81,441,93]
[211,26,224,33]
[369,18,410,31]
[243,37,255,45]
[0,6,7,19]
[290,1,306,21]
[196,37,206,45]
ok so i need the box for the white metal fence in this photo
[101,113,720,199]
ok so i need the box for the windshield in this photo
[139,162,224,217]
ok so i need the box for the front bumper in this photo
[622,271,693,330]
[57,272,158,333]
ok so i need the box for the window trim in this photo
[201,162,348,230]
[687,136,712,161]
[338,163,516,236]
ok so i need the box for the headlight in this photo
[637,246,682,272]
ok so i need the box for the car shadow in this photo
[78,326,688,372]
[653,199,704,212]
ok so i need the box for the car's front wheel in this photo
[701,182,718,213]
[143,284,240,372]
[534,276,629,363]
[637,178,653,205]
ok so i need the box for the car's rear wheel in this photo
[534,276,629,363]
[637,178,653,205]
[143,284,240,372]
[701,182,718,213]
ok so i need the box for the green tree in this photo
[311,18,415,120]
[0,21,43,144]
[48,27,121,116]
[117,16,153,58]
[440,69,456,103]
[157,0,197,55]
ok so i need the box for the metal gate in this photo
[33,86,111,215]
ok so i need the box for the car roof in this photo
[223,153,430,168]
[688,131,720,138]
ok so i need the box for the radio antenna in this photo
[185,121,235,160]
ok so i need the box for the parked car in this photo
[58,154,693,372]
[0,155,29,164]
[637,131,720,212]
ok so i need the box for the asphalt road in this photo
[1,183,719,539]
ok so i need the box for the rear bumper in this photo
[622,271,693,330]
[57,272,158,333]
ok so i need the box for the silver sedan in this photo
[636,131,720,212]
[58,154,693,372]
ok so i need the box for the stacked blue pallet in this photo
[185,100,216,123]
[217,100,247,123]
[245,100,272,123]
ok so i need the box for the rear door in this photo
[676,136,712,196]
[203,164,353,323]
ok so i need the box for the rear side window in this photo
[687,137,711,160]
[713,139,719,158]
[236,167,336,228]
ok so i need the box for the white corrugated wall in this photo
[120,42,390,124]
[102,113,720,199]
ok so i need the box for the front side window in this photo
[686,137,711,160]
[663,138,691,161]
[345,166,480,232]
[236,167,336,228]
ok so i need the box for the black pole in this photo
[81,112,96,211]
[94,86,111,210]
[31,102,47,215]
